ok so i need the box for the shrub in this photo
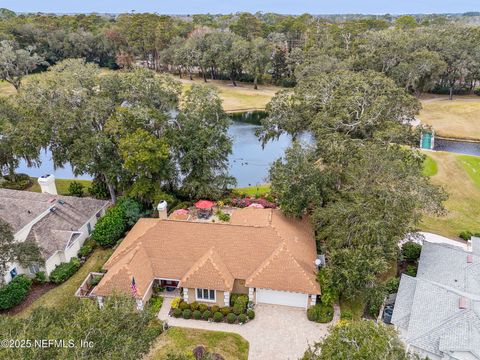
[366,285,387,318]
[171,297,181,309]
[190,301,200,311]
[226,313,237,324]
[213,312,224,322]
[202,310,212,320]
[68,181,85,197]
[340,311,353,320]
[307,303,334,323]
[34,271,46,284]
[49,258,80,284]
[247,309,255,320]
[211,305,219,314]
[179,301,190,311]
[147,296,164,314]
[385,278,400,294]
[459,231,473,241]
[233,303,244,315]
[474,87,480,96]
[405,264,417,277]
[92,205,126,247]
[238,314,248,323]
[231,293,248,308]
[307,307,317,322]
[88,178,110,199]
[401,241,422,261]
[78,244,93,258]
[173,308,182,318]
[220,306,231,316]
[182,309,192,319]
[192,310,202,320]
[218,213,230,222]
[0,275,32,310]
[117,198,145,227]
[90,276,101,286]
[0,173,32,190]
[198,303,208,313]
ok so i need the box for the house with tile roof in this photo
[0,175,109,283]
[89,207,321,310]
[391,239,480,360]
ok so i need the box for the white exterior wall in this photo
[2,204,108,282]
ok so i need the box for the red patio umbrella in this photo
[194,200,215,209]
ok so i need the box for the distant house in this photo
[90,207,321,310]
[392,239,480,360]
[0,175,109,283]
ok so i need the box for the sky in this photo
[1,0,479,15]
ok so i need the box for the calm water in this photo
[434,138,480,157]
[16,111,309,187]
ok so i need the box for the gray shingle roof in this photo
[0,189,109,259]
[392,241,480,359]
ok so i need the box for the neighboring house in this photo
[0,175,109,283]
[90,207,321,310]
[392,239,480,360]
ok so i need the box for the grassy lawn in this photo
[27,177,92,195]
[146,327,249,360]
[422,155,438,177]
[420,151,480,238]
[17,247,113,318]
[339,295,365,321]
[234,184,271,197]
[180,77,279,112]
[419,97,480,140]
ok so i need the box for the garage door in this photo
[256,288,308,308]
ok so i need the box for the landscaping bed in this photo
[0,282,56,316]
[169,295,255,325]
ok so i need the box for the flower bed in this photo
[169,295,255,325]
[231,197,276,209]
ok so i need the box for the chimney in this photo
[38,174,58,195]
[459,297,468,309]
[157,200,168,220]
[471,237,480,255]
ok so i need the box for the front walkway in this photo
[158,297,339,360]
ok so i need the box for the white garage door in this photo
[256,288,308,308]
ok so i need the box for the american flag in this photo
[131,277,138,297]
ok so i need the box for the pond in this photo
[16,111,310,187]
[434,138,480,157]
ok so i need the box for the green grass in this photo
[458,155,480,188]
[234,184,271,197]
[420,151,480,238]
[339,295,365,321]
[27,177,93,195]
[17,247,113,318]
[146,327,249,360]
[422,155,438,177]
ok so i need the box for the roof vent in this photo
[315,254,326,268]
[58,199,65,205]
[467,255,473,263]
[459,297,468,309]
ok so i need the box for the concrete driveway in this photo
[158,298,339,360]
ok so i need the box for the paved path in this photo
[159,297,339,360]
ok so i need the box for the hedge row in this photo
[49,257,81,284]
[171,298,254,324]
[0,275,32,310]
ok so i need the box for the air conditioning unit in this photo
[315,254,326,268]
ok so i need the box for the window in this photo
[196,288,216,302]
[9,267,17,279]
[29,264,40,274]
[87,223,92,234]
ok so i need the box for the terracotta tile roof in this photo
[93,208,321,298]
[180,247,234,291]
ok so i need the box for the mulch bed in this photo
[0,282,57,316]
